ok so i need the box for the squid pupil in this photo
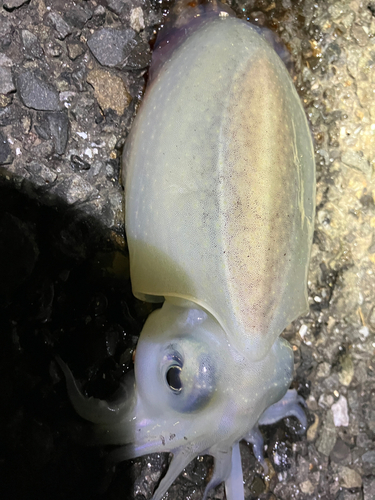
[166,366,182,392]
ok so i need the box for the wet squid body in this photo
[60,4,315,500]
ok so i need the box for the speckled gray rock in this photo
[63,3,93,28]
[17,70,60,111]
[0,67,15,94]
[46,11,72,40]
[316,410,337,456]
[362,450,375,466]
[0,15,13,48]
[330,438,351,463]
[49,174,98,205]
[87,28,136,67]
[25,161,57,187]
[364,476,375,500]
[0,53,13,67]
[35,112,69,155]
[336,491,363,500]
[0,131,12,164]
[21,29,44,59]
[102,0,127,16]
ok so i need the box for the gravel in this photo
[0,0,374,500]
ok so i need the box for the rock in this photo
[316,410,337,456]
[87,68,131,115]
[63,4,93,29]
[3,0,28,10]
[101,0,126,16]
[0,53,13,67]
[45,41,63,58]
[307,413,319,441]
[123,38,151,70]
[300,480,314,495]
[66,40,85,60]
[21,29,44,59]
[17,70,60,111]
[0,67,15,94]
[356,432,372,449]
[35,111,69,155]
[25,161,57,186]
[49,174,98,205]
[0,131,12,164]
[363,476,375,500]
[341,150,371,176]
[46,11,72,40]
[91,5,106,28]
[338,466,362,489]
[130,7,145,32]
[351,24,369,47]
[331,395,349,427]
[87,28,136,67]
[0,15,13,48]
[362,450,375,466]
[71,155,90,171]
[336,491,363,500]
[0,94,12,107]
[316,361,331,378]
[330,438,351,463]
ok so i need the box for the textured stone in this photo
[330,438,351,463]
[362,450,375,465]
[363,476,375,500]
[49,174,98,205]
[35,112,69,155]
[0,53,13,67]
[338,466,362,489]
[87,28,136,67]
[66,40,85,60]
[0,15,13,48]
[21,29,44,59]
[64,4,93,29]
[17,70,59,111]
[316,410,337,456]
[0,67,15,94]
[47,11,72,40]
[87,69,131,115]
[25,161,57,186]
[3,0,28,9]
[341,150,371,176]
[332,396,349,427]
[0,131,12,164]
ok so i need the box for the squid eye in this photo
[166,365,182,393]
[162,341,217,413]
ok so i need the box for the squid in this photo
[59,1,315,499]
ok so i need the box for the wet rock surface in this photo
[0,1,374,500]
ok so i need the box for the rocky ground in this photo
[0,0,374,499]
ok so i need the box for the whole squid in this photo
[59,1,315,499]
